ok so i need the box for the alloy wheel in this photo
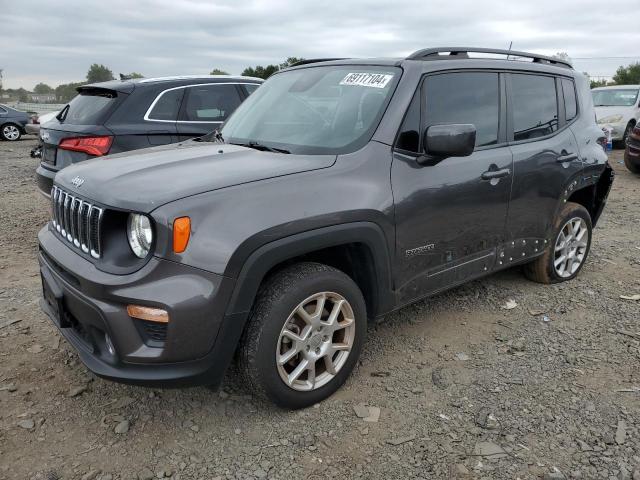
[276,292,356,391]
[2,125,20,141]
[553,217,588,278]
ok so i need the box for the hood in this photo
[594,105,631,122]
[55,141,336,212]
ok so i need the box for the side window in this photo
[511,74,558,141]
[243,84,260,95]
[561,78,577,123]
[396,88,421,153]
[183,84,242,122]
[423,72,500,147]
[148,88,184,121]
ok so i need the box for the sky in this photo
[1,0,639,90]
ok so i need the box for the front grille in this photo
[51,186,103,258]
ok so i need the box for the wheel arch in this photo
[225,222,396,320]
[565,162,614,227]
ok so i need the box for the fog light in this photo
[104,333,116,355]
[127,305,169,323]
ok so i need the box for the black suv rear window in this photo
[511,74,558,141]
[63,90,118,125]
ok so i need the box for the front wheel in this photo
[1,123,22,141]
[622,122,635,145]
[238,262,367,408]
[524,202,592,284]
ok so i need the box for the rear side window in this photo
[148,88,184,121]
[243,84,260,95]
[63,90,118,125]
[182,84,242,122]
[423,72,500,147]
[511,74,558,141]
[561,79,577,122]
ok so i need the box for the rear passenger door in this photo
[505,73,583,251]
[177,83,244,139]
[392,71,513,304]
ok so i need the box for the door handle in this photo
[481,168,511,180]
[557,153,578,163]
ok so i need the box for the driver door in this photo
[391,71,513,305]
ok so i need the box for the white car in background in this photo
[592,85,640,144]
[25,110,59,136]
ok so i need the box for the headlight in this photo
[597,114,624,124]
[127,213,153,258]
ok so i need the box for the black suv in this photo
[38,48,613,408]
[35,75,262,196]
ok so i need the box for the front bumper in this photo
[25,124,40,135]
[38,226,242,388]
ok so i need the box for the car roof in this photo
[281,48,576,77]
[80,75,263,94]
[592,85,640,91]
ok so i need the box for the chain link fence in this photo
[6,102,65,114]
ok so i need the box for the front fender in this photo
[224,222,396,318]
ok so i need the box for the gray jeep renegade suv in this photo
[39,48,614,408]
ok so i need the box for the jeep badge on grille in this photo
[71,176,85,188]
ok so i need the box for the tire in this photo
[624,152,640,175]
[523,202,592,284]
[0,123,22,141]
[238,262,367,409]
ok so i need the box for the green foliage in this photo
[210,68,229,75]
[241,57,305,80]
[55,82,86,103]
[86,64,115,83]
[33,82,54,94]
[590,78,609,89]
[612,62,640,85]
[122,72,144,79]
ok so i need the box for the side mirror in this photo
[418,124,476,165]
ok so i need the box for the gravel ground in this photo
[1,137,639,480]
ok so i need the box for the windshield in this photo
[221,65,401,154]
[592,89,639,107]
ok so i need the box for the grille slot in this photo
[51,186,103,258]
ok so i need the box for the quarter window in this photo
[561,78,577,123]
[148,88,184,121]
[183,84,242,122]
[511,74,558,141]
[423,72,500,147]
[243,84,260,95]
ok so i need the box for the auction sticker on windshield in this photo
[340,72,394,89]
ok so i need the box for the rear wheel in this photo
[238,262,367,408]
[1,123,22,141]
[524,202,592,284]
[624,152,640,174]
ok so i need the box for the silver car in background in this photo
[592,85,640,143]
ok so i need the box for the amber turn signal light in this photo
[173,216,191,253]
[126,305,169,323]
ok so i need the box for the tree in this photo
[34,82,54,94]
[279,57,305,69]
[119,72,144,80]
[86,64,114,83]
[241,64,279,79]
[210,68,229,75]
[583,72,610,89]
[612,62,640,85]
[55,81,85,103]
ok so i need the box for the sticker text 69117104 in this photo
[339,72,394,89]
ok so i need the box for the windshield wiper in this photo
[232,141,290,154]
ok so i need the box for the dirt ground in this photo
[0,137,639,480]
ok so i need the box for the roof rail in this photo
[289,58,347,67]
[406,47,572,69]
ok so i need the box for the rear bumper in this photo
[38,226,244,388]
[36,164,55,197]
